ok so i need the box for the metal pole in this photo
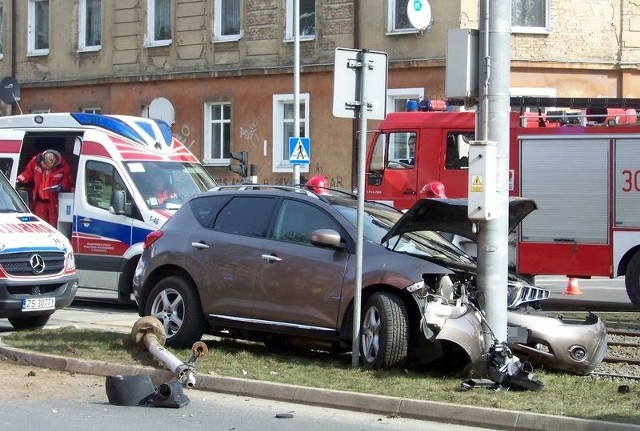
[477,0,511,346]
[293,0,301,185]
[351,49,368,369]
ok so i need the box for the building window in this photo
[79,0,101,51]
[28,0,49,55]
[387,88,425,113]
[81,107,102,114]
[204,102,231,165]
[272,94,309,173]
[285,0,315,41]
[146,0,171,46]
[512,0,549,33]
[213,0,241,41]
[387,0,414,33]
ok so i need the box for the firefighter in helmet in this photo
[304,175,330,195]
[423,180,446,198]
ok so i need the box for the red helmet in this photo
[305,175,329,194]
[424,181,446,198]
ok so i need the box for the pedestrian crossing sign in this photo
[289,137,310,165]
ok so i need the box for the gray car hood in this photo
[381,197,537,243]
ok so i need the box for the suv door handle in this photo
[261,254,282,262]
[191,242,210,250]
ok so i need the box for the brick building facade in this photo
[0,0,638,188]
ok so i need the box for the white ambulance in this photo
[0,113,217,302]
[0,170,77,329]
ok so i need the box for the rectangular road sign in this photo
[289,137,310,164]
[332,48,388,120]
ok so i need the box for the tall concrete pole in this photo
[293,0,301,185]
[476,0,511,345]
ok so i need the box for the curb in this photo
[1,342,639,431]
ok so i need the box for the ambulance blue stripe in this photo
[74,215,153,246]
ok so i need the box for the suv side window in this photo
[189,195,232,227]
[273,199,341,245]
[214,196,277,237]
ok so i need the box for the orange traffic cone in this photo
[563,277,583,295]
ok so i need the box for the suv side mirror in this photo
[310,229,345,250]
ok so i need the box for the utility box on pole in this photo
[445,28,479,99]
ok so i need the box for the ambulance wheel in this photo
[8,314,51,330]
[144,276,207,348]
[360,292,408,369]
[624,253,640,309]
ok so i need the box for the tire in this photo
[625,253,640,309]
[144,276,207,348]
[8,314,51,330]
[360,292,409,369]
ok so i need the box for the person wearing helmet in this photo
[304,175,330,195]
[423,180,446,198]
[16,149,73,227]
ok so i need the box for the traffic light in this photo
[229,150,248,177]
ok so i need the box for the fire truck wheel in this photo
[624,253,640,309]
[144,276,207,348]
[360,292,409,370]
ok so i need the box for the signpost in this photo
[288,137,310,165]
[333,48,388,368]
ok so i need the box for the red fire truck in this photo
[364,98,640,308]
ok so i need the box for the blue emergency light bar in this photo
[71,113,172,148]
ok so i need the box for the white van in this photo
[0,171,78,329]
[0,113,217,302]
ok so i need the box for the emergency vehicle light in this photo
[71,113,147,147]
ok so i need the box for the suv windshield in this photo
[0,172,29,213]
[125,161,217,210]
[332,198,475,266]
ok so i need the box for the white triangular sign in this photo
[292,139,309,161]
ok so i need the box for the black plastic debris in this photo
[105,374,190,408]
[487,342,544,391]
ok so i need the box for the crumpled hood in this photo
[381,197,537,243]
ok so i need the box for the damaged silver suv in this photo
[133,186,606,377]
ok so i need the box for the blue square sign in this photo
[289,137,310,164]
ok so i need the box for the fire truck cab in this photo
[364,100,640,308]
[0,113,217,302]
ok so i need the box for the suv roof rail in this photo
[209,184,319,197]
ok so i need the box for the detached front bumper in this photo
[507,311,607,375]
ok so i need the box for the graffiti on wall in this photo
[172,123,197,151]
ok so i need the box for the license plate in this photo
[22,297,55,311]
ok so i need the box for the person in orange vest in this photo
[143,170,177,207]
[16,149,73,227]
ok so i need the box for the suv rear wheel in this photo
[360,292,408,369]
[145,276,207,348]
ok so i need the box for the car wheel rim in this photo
[150,287,184,339]
[361,305,381,362]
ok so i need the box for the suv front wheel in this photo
[145,276,207,348]
[360,292,409,369]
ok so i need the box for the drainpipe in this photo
[10,0,17,115]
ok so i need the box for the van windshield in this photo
[0,172,30,213]
[125,162,217,210]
